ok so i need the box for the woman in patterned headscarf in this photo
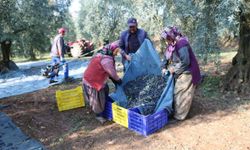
[161,26,201,120]
[83,41,122,123]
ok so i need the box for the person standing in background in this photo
[50,28,69,84]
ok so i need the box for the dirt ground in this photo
[1,53,250,150]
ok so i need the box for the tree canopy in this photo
[0,0,245,61]
[0,0,75,60]
[76,0,243,64]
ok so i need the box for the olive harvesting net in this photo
[110,39,173,115]
[123,75,167,115]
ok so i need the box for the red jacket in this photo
[83,54,119,91]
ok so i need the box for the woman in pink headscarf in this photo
[83,41,122,123]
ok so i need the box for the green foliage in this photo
[201,76,221,98]
[76,0,244,66]
[1,0,247,63]
[0,0,74,60]
[77,0,134,45]
[63,13,77,42]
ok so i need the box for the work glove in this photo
[115,79,122,85]
[110,78,122,89]
[110,77,122,85]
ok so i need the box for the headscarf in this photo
[165,44,175,60]
[109,41,120,51]
[100,40,120,56]
[103,40,119,52]
[161,26,183,59]
[161,26,182,41]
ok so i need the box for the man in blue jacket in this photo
[119,18,149,67]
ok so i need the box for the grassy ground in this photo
[12,53,51,63]
[1,51,250,150]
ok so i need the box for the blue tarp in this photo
[110,39,174,115]
[154,74,174,114]
[110,39,161,106]
[0,112,45,150]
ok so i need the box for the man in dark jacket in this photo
[119,18,149,66]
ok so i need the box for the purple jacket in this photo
[119,28,148,59]
[175,38,201,85]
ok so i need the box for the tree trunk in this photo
[0,39,19,72]
[29,46,37,60]
[223,8,250,93]
[1,39,12,68]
